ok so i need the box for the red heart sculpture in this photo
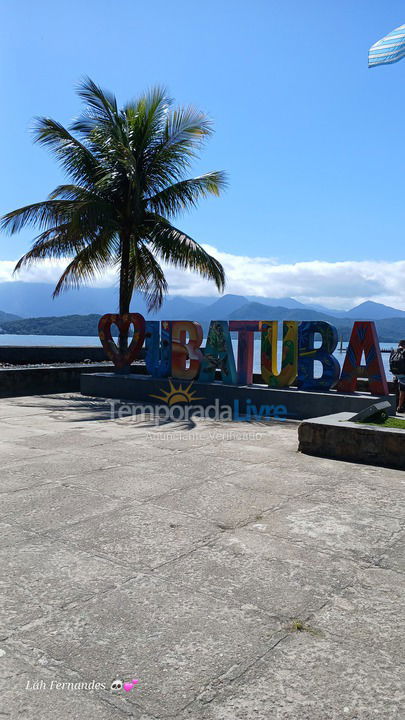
[98,313,146,369]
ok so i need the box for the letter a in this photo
[337,321,388,395]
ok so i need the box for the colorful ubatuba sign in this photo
[98,315,389,396]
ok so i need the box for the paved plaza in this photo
[1,393,404,719]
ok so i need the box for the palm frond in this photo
[1,200,73,234]
[32,117,102,186]
[150,224,225,292]
[147,172,228,217]
[142,106,214,191]
[52,229,118,296]
[123,86,170,153]
[71,79,131,177]
[127,242,168,311]
[14,226,87,272]
[165,106,213,148]
[71,76,119,135]
[47,184,116,220]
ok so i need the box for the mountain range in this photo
[0,284,405,342]
[0,282,405,320]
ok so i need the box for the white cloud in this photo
[2,247,405,311]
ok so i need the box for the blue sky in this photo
[1,0,405,308]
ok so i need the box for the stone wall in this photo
[298,412,405,469]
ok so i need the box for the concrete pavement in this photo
[1,393,404,719]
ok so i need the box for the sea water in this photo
[0,334,396,379]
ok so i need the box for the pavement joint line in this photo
[13,437,112,451]
[0,417,57,430]
[182,631,291,714]
[0,496,136,535]
[58,479,149,504]
[147,567,336,624]
[1,452,60,469]
[384,525,405,545]
[257,496,405,525]
[1,518,45,535]
[303,582,355,623]
[1,458,126,478]
[142,532,225,573]
[0,480,56,496]
[59,472,211,496]
[28,506,398,570]
[265,491,405,523]
[303,570,405,637]
[1,643,64,674]
[184,588,376,715]
[22,520,363,617]
[7,619,289,720]
[96,695,145,718]
[142,504,270,529]
[5,541,311,641]
[356,562,405,578]
[6,492,396,569]
[240,527,383,565]
[37,524,224,572]
[1,520,55,544]
[4,571,153,641]
[56,577,139,611]
[134,527,363,616]
[4,641,152,719]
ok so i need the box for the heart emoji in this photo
[98,313,146,369]
[123,680,139,692]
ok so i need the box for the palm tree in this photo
[1,78,226,350]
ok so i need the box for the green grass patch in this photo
[358,417,405,429]
[289,619,322,637]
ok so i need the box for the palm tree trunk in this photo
[119,232,131,353]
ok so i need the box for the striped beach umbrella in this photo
[369,24,405,68]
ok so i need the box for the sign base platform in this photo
[80,372,397,421]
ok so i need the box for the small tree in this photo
[1,78,226,350]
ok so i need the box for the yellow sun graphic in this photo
[150,380,204,406]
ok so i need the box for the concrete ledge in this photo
[80,372,397,420]
[298,412,405,469]
[0,345,107,365]
[0,364,114,398]
[0,345,146,365]
[0,363,150,398]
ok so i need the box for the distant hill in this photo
[0,310,21,324]
[227,303,405,342]
[373,318,405,343]
[0,283,210,320]
[301,303,346,317]
[228,303,337,322]
[244,296,307,310]
[0,282,116,318]
[346,300,405,320]
[195,294,249,321]
[1,314,101,336]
